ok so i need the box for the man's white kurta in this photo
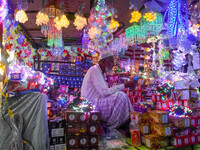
[81,64,133,130]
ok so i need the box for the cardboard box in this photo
[66,124,80,135]
[177,89,198,100]
[152,123,172,137]
[130,129,141,147]
[89,136,98,147]
[140,122,151,135]
[65,111,78,123]
[89,111,100,123]
[66,136,79,148]
[169,116,190,128]
[78,136,89,147]
[130,112,149,124]
[149,110,169,124]
[88,124,99,135]
[144,134,169,149]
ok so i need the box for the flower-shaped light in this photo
[88,27,101,39]
[74,14,87,30]
[15,9,28,23]
[129,10,142,23]
[54,14,70,30]
[143,12,157,22]
[109,18,119,32]
[36,11,49,26]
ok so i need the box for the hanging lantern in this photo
[15,9,28,23]
[129,10,142,23]
[74,14,87,30]
[143,12,157,22]
[36,11,49,26]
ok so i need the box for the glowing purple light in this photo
[0,0,8,22]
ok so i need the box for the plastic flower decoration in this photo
[36,11,49,26]
[15,9,28,23]
[143,12,157,22]
[74,14,87,30]
[129,10,142,23]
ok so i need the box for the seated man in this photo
[81,52,137,130]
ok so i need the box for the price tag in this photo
[185,119,190,127]
[165,127,171,136]
[143,126,149,134]
[162,115,168,123]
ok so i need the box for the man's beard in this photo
[105,66,113,75]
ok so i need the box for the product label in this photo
[198,136,200,142]
[143,126,149,134]
[146,139,150,147]
[92,115,97,121]
[80,114,86,121]
[184,138,189,144]
[162,115,168,123]
[191,136,195,143]
[90,126,96,133]
[80,138,86,145]
[51,128,64,137]
[178,139,182,145]
[185,119,190,127]
[184,101,188,107]
[165,127,171,136]
[91,137,97,144]
[49,145,54,150]
[69,139,75,146]
[69,114,75,121]
[198,119,200,125]
[55,144,66,150]
[191,119,195,125]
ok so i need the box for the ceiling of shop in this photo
[7,0,198,50]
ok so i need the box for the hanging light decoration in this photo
[36,1,70,50]
[73,4,87,30]
[109,18,119,33]
[74,14,87,30]
[143,12,157,22]
[36,11,49,26]
[15,9,28,23]
[129,10,142,23]
[88,27,101,40]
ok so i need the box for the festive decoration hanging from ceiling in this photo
[109,18,119,33]
[143,12,157,22]
[36,11,49,26]
[15,9,28,23]
[129,10,142,23]
[74,4,87,30]
[88,0,118,52]
[166,0,189,38]
[0,0,8,22]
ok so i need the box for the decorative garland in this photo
[156,81,174,100]
[169,105,192,117]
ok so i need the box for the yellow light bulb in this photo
[130,11,142,23]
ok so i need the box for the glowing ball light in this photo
[15,10,28,23]
[143,12,157,22]
[0,0,8,22]
[88,27,101,39]
[109,18,119,33]
[129,10,142,23]
[74,14,87,30]
[36,11,49,26]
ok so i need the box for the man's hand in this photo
[124,81,138,88]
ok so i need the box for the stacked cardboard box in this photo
[64,111,100,150]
